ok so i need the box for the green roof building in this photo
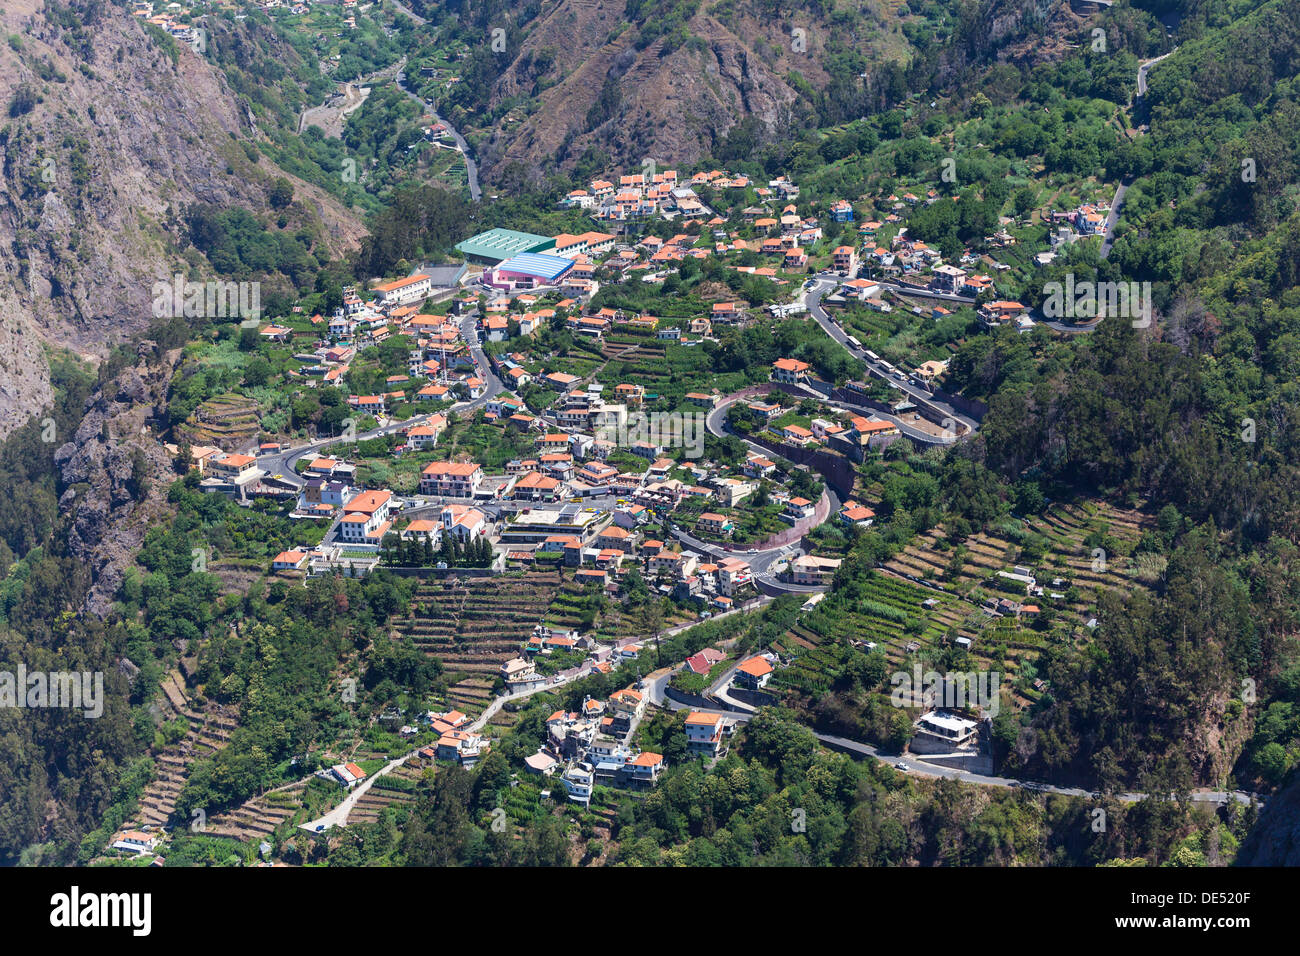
[455,228,555,264]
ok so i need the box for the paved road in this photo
[253,409,448,490]
[252,310,506,488]
[801,275,979,437]
[458,311,505,403]
[396,70,482,201]
[300,653,596,833]
[298,750,413,833]
[644,671,1257,807]
[387,0,482,200]
[299,600,767,833]
[1100,48,1178,259]
[1136,48,1176,99]
[386,0,426,25]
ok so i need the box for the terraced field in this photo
[396,571,686,697]
[133,672,239,830]
[542,348,606,382]
[599,339,672,386]
[176,393,262,450]
[396,572,565,676]
[883,500,1150,615]
[347,762,425,825]
[544,578,692,642]
[446,676,496,716]
[769,500,1154,714]
[206,780,309,842]
[772,571,968,681]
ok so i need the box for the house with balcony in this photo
[608,688,645,734]
[789,554,842,586]
[772,358,811,384]
[512,470,563,502]
[733,656,774,690]
[501,656,538,686]
[784,497,816,521]
[207,453,261,486]
[978,300,1028,329]
[420,461,484,497]
[696,512,734,537]
[562,763,595,803]
[832,245,858,275]
[716,558,752,596]
[839,502,876,528]
[780,423,814,446]
[404,415,447,450]
[685,711,734,758]
[621,751,665,789]
[338,490,393,544]
[272,550,309,572]
[930,263,968,293]
[435,730,490,767]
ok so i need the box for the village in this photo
[117,148,1138,866]
[164,153,1119,670]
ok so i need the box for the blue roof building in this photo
[489,253,575,288]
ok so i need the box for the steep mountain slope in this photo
[460,0,911,178]
[443,0,1097,182]
[0,0,365,437]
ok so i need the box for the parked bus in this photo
[846,335,862,350]
[864,349,880,362]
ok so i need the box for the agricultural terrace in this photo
[768,498,1155,738]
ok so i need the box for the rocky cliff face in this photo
[0,0,364,437]
[54,339,181,618]
[464,0,1102,185]
[1237,781,1300,865]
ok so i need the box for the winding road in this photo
[284,35,1209,813]
[643,658,1257,807]
[1099,48,1178,259]
[386,0,483,201]
[800,274,979,438]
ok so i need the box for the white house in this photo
[372,273,432,306]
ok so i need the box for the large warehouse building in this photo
[455,228,556,264]
[484,253,575,291]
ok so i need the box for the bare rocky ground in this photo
[0,0,366,438]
